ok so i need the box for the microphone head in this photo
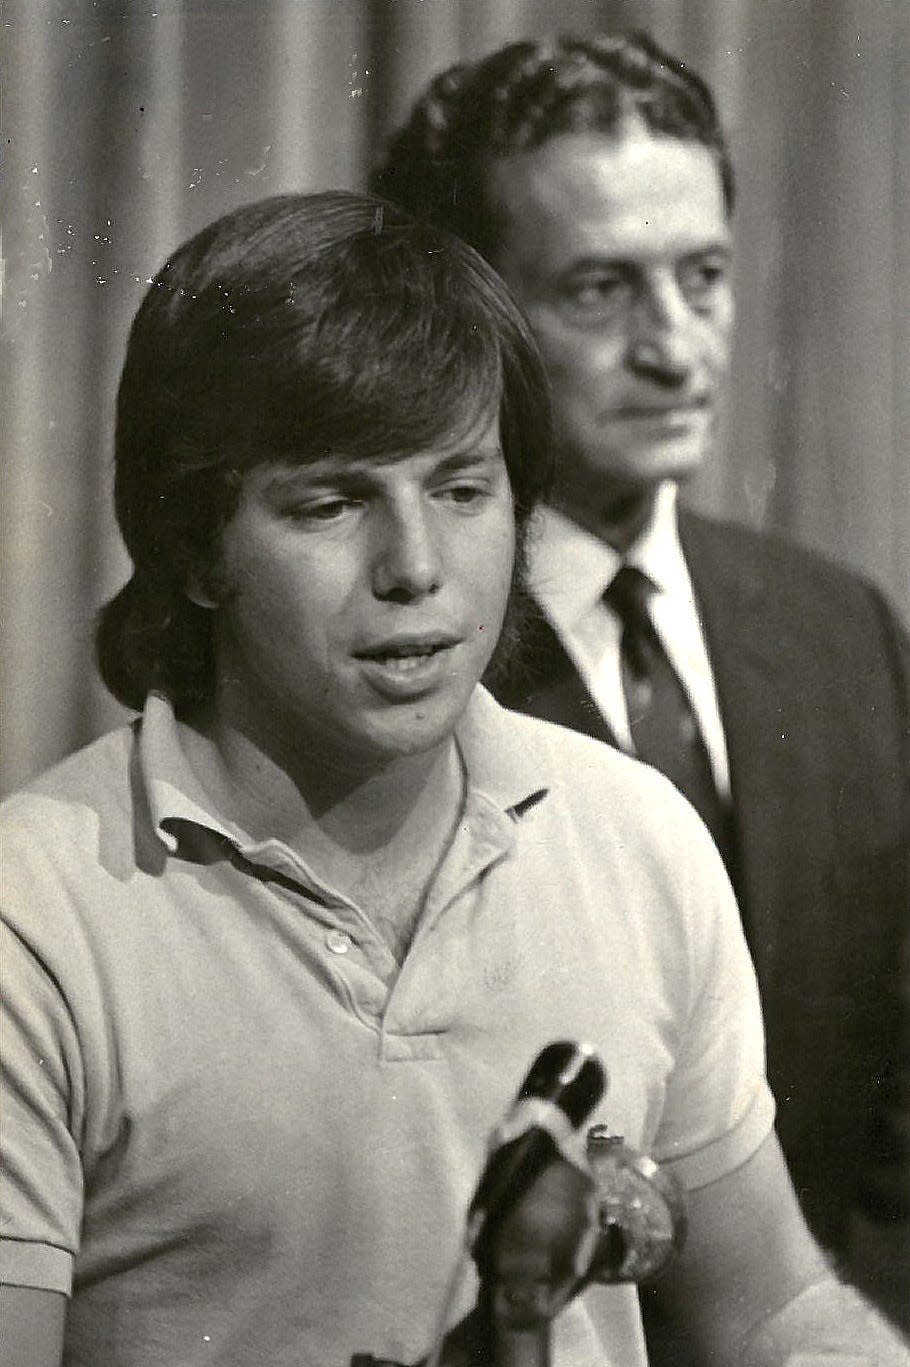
[469,1042,607,1238]
[515,1041,607,1128]
[468,1043,607,1289]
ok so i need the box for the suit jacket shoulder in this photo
[677,508,910,750]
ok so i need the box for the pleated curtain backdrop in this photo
[3,0,909,794]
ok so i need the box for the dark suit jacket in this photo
[491,509,910,1261]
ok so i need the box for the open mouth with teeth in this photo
[358,643,453,671]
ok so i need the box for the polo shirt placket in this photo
[208,788,530,1066]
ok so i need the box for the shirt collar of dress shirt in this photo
[529,481,686,633]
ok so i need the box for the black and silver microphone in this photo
[467,1040,607,1272]
[420,1042,607,1367]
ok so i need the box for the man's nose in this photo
[626,274,697,385]
[371,499,443,601]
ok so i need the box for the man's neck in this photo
[185,703,458,843]
[178,707,466,955]
[552,483,662,554]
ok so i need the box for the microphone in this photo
[467,1041,607,1271]
[421,1043,607,1367]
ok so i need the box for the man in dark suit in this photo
[373,32,910,1326]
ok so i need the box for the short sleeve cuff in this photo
[657,1080,776,1191]
[0,1238,73,1295]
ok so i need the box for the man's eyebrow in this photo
[259,446,504,491]
[680,241,733,260]
[427,446,505,473]
[562,242,733,274]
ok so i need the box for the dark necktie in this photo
[604,564,731,863]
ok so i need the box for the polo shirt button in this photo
[326,929,352,955]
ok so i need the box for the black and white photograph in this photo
[2,2,909,1363]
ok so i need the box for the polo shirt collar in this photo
[139,686,548,858]
[454,685,549,818]
[139,692,244,854]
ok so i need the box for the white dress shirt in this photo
[527,482,731,800]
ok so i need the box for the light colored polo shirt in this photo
[1,688,773,1367]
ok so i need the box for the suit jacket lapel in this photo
[492,603,619,747]
[679,510,800,985]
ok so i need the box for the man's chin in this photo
[559,428,711,494]
[357,687,476,759]
[553,440,711,544]
[606,441,710,492]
